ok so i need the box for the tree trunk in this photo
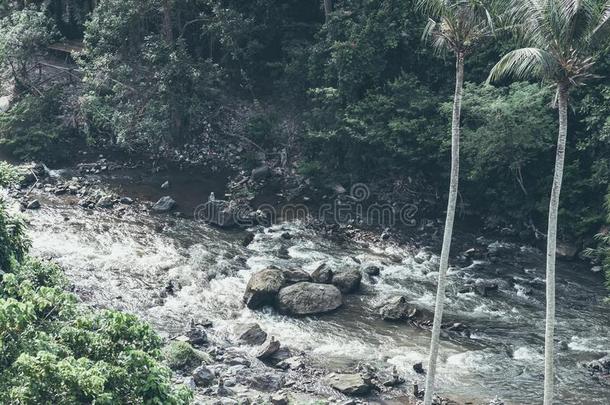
[162,0,174,44]
[543,81,569,405]
[423,51,464,405]
[323,0,332,22]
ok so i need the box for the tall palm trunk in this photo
[543,81,568,405]
[423,51,464,405]
[323,0,333,22]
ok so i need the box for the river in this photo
[8,163,610,404]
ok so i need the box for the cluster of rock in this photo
[243,265,363,315]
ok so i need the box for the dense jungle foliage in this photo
[0,0,609,275]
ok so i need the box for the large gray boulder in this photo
[243,268,285,309]
[277,282,342,315]
[332,269,362,293]
[152,196,176,213]
[281,268,311,284]
[327,373,372,396]
[199,199,236,227]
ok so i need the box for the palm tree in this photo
[488,1,610,403]
[417,1,495,404]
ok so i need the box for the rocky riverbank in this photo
[2,158,609,404]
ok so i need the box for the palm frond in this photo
[487,47,559,83]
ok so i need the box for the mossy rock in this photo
[162,341,211,370]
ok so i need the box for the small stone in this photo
[236,323,267,345]
[161,180,170,189]
[192,365,215,387]
[256,336,280,360]
[413,362,425,375]
[120,196,133,205]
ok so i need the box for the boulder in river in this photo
[379,296,417,321]
[152,196,176,213]
[243,268,285,309]
[199,199,237,227]
[581,355,610,375]
[311,263,333,283]
[192,365,215,387]
[277,282,342,315]
[281,268,311,285]
[256,336,281,360]
[332,269,362,293]
[363,265,381,276]
[96,196,114,208]
[327,373,372,396]
[235,323,267,345]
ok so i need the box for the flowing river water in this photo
[7,164,610,404]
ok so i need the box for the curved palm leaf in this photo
[488,47,559,83]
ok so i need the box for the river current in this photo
[9,166,610,404]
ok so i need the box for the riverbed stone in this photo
[281,268,311,285]
[556,241,579,260]
[256,336,280,360]
[243,268,285,309]
[379,296,416,321]
[193,365,215,387]
[96,196,114,208]
[331,269,362,293]
[363,265,381,276]
[152,196,176,212]
[311,263,333,283]
[327,373,371,396]
[277,282,342,315]
[251,165,270,182]
[235,323,267,345]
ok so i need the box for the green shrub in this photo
[0,200,29,271]
[162,341,210,370]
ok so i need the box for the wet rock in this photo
[235,323,267,345]
[243,268,285,309]
[591,265,603,273]
[281,268,312,285]
[276,356,305,370]
[379,296,417,321]
[327,373,372,396]
[152,196,176,213]
[242,231,255,247]
[193,365,215,387]
[161,180,170,189]
[186,322,208,346]
[363,265,381,276]
[413,362,425,375]
[331,270,362,294]
[245,372,284,392]
[201,200,237,227]
[474,279,499,296]
[256,336,280,360]
[311,263,333,284]
[120,196,133,205]
[251,165,270,182]
[277,282,342,315]
[280,232,292,240]
[26,199,41,210]
[582,355,610,375]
